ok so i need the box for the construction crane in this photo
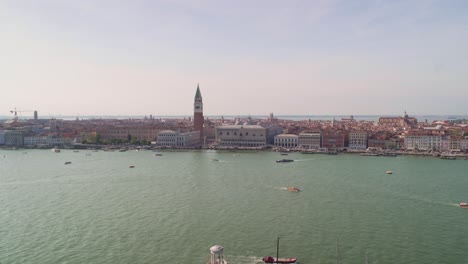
[10,107,34,121]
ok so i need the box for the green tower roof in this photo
[195,84,202,99]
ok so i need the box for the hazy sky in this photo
[1,0,468,116]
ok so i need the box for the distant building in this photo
[194,84,204,140]
[263,123,283,144]
[24,135,65,147]
[348,131,368,150]
[379,111,417,128]
[368,138,386,149]
[157,130,200,147]
[0,130,5,145]
[404,130,442,151]
[460,137,468,151]
[322,130,345,150]
[34,111,38,120]
[215,125,266,147]
[4,130,24,146]
[274,134,298,148]
[298,131,321,149]
[97,126,159,142]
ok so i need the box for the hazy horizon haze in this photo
[1,0,468,116]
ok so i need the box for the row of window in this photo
[219,131,263,137]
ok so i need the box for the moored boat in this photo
[262,256,297,264]
[460,202,468,208]
[386,170,393,174]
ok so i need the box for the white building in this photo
[298,131,321,149]
[404,134,443,151]
[349,131,368,150]
[157,130,200,147]
[274,134,298,148]
[215,125,266,147]
[24,135,65,147]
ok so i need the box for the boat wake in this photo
[294,159,314,162]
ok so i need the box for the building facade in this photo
[215,125,266,147]
[157,130,200,147]
[348,131,368,150]
[0,130,5,145]
[404,131,443,151]
[4,130,24,146]
[274,134,299,148]
[322,130,345,150]
[298,131,321,149]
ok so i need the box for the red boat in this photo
[262,256,297,263]
[263,237,298,263]
[460,202,468,208]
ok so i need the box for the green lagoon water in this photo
[0,150,467,263]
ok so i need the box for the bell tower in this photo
[194,83,204,140]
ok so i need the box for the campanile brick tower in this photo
[194,84,204,140]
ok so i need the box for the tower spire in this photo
[195,83,202,99]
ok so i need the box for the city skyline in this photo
[1,0,468,116]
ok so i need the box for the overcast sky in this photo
[1,0,468,117]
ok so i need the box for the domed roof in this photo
[210,245,224,253]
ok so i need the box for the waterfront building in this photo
[449,136,462,151]
[24,135,65,147]
[97,126,160,142]
[4,130,24,146]
[274,134,299,148]
[0,130,4,145]
[264,123,284,144]
[368,138,386,149]
[156,130,200,147]
[194,84,204,140]
[298,131,321,149]
[348,131,368,150]
[321,130,345,150]
[404,130,442,151]
[215,125,266,147]
[460,137,468,151]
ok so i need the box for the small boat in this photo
[154,154,163,156]
[64,161,72,165]
[460,202,468,208]
[276,159,294,163]
[212,159,219,162]
[280,153,288,156]
[263,256,297,264]
[386,170,393,174]
[73,150,80,153]
[52,148,60,153]
[129,165,135,168]
[287,187,300,192]
[263,237,297,264]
